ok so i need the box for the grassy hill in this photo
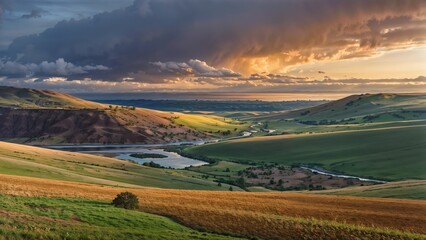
[1,174,425,240]
[253,93,426,124]
[313,180,426,200]
[184,124,426,181]
[0,87,248,144]
[0,194,238,240]
[0,86,104,109]
[0,141,240,190]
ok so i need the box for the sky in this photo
[0,0,425,97]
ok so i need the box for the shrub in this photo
[112,192,139,210]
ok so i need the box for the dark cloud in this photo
[0,0,8,22]
[20,9,44,19]
[1,0,425,81]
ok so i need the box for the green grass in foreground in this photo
[185,125,426,180]
[0,194,239,240]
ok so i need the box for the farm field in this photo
[0,174,425,240]
[184,124,426,180]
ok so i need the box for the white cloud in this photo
[152,59,241,77]
[0,58,109,77]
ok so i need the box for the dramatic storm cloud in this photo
[1,0,425,81]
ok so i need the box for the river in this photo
[46,143,209,169]
[301,167,386,183]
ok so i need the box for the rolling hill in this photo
[0,86,104,109]
[184,124,426,181]
[1,173,425,240]
[0,87,246,144]
[313,180,426,200]
[252,93,426,123]
[0,141,238,190]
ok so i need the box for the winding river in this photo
[301,167,386,183]
[45,127,385,183]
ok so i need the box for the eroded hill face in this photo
[0,87,209,144]
[0,108,207,144]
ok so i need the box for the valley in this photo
[0,87,424,239]
[1,2,425,239]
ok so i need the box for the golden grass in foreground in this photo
[1,174,425,239]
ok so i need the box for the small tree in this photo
[217,182,222,187]
[229,186,233,191]
[112,192,139,210]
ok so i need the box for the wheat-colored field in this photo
[1,173,425,240]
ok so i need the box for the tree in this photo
[112,192,139,210]
[229,186,233,191]
[218,182,222,187]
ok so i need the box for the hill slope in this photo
[1,174,425,240]
[184,124,426,180]
[0,141,235,190]
[0,87,246,144]
[254,93,426,123]
[0,86,104,109]
[313,180,426,199]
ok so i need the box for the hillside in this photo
[313,180,426,199]
[1,174,425,240]
[0,86,104,109]
[0,141,237,190]
[0,87,246,144]
[254,93,426,123]
[184,124,426,181]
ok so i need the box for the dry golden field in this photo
[1,174,425,240]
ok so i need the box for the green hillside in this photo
[0,141,239,190]
[252,93,426,124]
[0,194,238,240]
[184,124,426,180]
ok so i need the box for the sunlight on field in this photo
[0,141,232,190]
[174,113,249,134]
[1,174,425,240]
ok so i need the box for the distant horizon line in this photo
[74,91,426,102]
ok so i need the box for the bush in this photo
[112,192,139,210]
